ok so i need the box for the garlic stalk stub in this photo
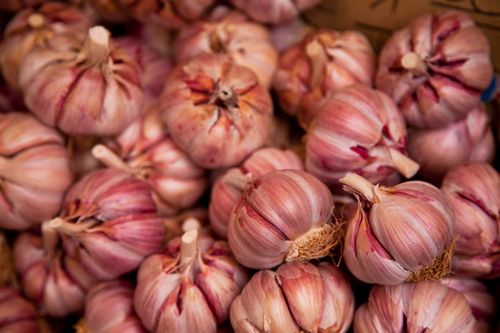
[306,84,419,188]
[209,147,304,238]
[354,281,477,333]
[229,0,321,24]
[273,30,375,126]
[0,287,45,333]
[160,53,273,168]
[19,25,144,136]
[134,227,248,333]
[441,163,499,278]
[228,169,340,269]
[230,261,355,333]
[376,11,494,128]
[0,113,72,230]
[341,172,455,285]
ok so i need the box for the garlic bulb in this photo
[174,8,278,87]
[19,26,144,136]
[228,170,339,269]
[271,18,312,53]
[306,84,419,188]
[85,0,129,23]
[92,105,206,216]
[163,207,208,241]
[341,172,455,285]
[354,281,477,333]
[134,228,248,333]
[0,0,46,12]
[441,163,499,278]
[273,30,375,126]
[376,11,493,128]
[68,136,101,179]
[0,113,72,230]
[408,106,495,182]
[0,287,46,333]
[230,261,354,333]
[0,2,91,90]
[160,53,273,168]
[229,0,321,24]
[47,168,164,280]
[441,278,496,333]
[77,281,147,333]
[209,147,303,238]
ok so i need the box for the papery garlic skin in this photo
[174,10,278,87]
[19,26,144,136]
[0,2,91,90]
[0,113,72,230]
[228,170,336,269]
[376,11,493,129]
[230,261,354,333]
[306,84,418,188]
[441,163,500,278]
[160,53,273,168]
[229,0,321,24]
[342,173,454,285]
[354,281,477,333]
[408,105,495,182]
[0,287,42,333]
[209,147,303,238]
[273,29,375,125]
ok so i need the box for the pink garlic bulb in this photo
[19,26,144,136]
[92,105,207,216]
[0,2,91,90]
[0,0,46,12]
[230,261,354,333]
[271,17,312,53]
[273,30,375,125]
[160,53,273,168]
[341,172,455,285]
[78,281,147,333]
[354,281,477,333]
[229,0,321,24]
[408,105,495,182]
[209,147,303,238]
[306,84,419,188]
[85,0,130,23]
[376,11,494,128]
[0,287,46,333]
[0,113,72,230]
[228,170,339,269]
[441,278,496,333]
[441,163,499,278]
[134,228,248,333]
[134,20,174,57]
[163,207,208,241]
[174,8,278,87]
[47,168,164,280]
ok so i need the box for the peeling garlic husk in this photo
[441,163,499,278]
[230,261,355,333]
[376,11,494,129]
[354,281,477,333]
[160,53,273,168]
[229,0,321,24]
[0,286,47,333]
[341,172,455,285]
[209,147,303,239]
[0,113,72,230]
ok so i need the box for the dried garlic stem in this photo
[42,220,60,255]
[286,222,343,262]
[182,218,201,233]
[92,144,132,173]
[306,38,328,89]
[401,52,427,75]
[49,217,98,235]
[224,170,251,191]
[82,26,111,64]
[340,172,376,202]
[389,148,420,178]
[180,229,199,265]
[28,13,45,29]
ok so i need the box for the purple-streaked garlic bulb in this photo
[228,170,339,269]
[408,105,495,182]
[354,281,477,333]
[134,228,248,333]
[270,17,312,53]
[92,105,207,216]
[230,261,354,333]
[306,84,419,188]
[376,11,493,128]
[441,163,499,278]
[341,172,455,285]
[174,7,278,88]
[229,0,321,24]
[46,168,164,281]
[209,147,303,238]
[0,113,72,230]
[274,30,375,126]
[159,53,273,168]
[77,281,147,333]
[0,287,48,333]
[19,26,144,136]
[0,2,91,91]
